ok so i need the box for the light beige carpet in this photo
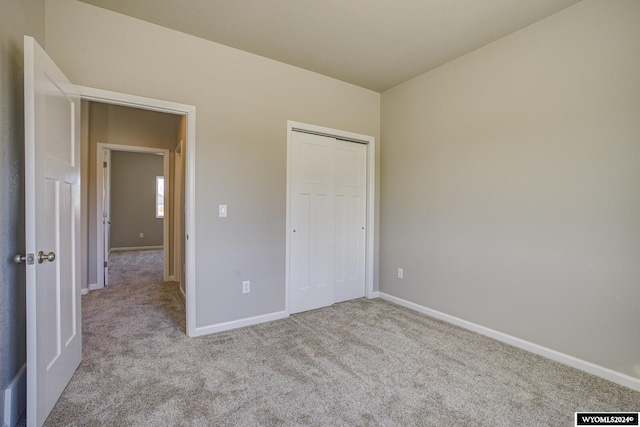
[43,250,639,426]
[107,249,166,286]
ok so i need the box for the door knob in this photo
[14,253,34,265]
[37,251,56,264]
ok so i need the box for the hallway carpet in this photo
[107,249,166,286]
[44,250,639,426]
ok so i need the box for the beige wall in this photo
[0,0,44,403]
[46,0,381,327]
[86,101,181,285]
[110,151,164,248]
[381,0,640,379]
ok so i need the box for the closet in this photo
[289,130,367,314]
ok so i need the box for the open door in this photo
[24,36,82,426]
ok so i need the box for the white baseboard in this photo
[110,246,163,252]
[377,292,640,392]
[192,311,289,337]
[81,288,89,296]
[2,364,26,427]
[367,291,380,299]
[88,283,103,291]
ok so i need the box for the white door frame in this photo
[95,143,171,286]
[102,148,111,285]
[285,120,376,314]
[79,86,198,337]
[173,140,184,293]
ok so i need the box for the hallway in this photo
[108,250,168,286]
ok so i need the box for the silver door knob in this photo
[37,251,56,264]
[14,253,34,265]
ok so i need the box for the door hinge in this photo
[104,261,108,268]
[103,161,107,168]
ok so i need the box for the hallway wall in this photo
[110,151,164,249]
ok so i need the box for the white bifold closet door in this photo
[290,131,366,314]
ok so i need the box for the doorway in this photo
[78,87,197,336]
[286,121,376,314]
[22,37,198,425]
[96,146,170,287]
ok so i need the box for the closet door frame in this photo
[285,121,376,315]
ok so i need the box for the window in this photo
[156,176,165,218]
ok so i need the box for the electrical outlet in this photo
[242,280,250,293]
[139,233,144,238]
[397,268,404,279]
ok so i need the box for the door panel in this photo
[290,133,335,314]
[44,77,74,165]
[59,181,77,347]
[334,141,367,303]
[24,35,81,427]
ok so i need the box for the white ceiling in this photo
[77,0,581,92]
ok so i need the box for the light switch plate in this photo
[219,204,227,217]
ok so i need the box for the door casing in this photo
[78,86,198,337]
[103,148,111,285]
[285,120,376,314]
[95,144,171,288]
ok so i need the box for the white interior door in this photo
[24,36,82,426]
[102,149,111,285]
[334,140,367,303]
[290,132,336,314]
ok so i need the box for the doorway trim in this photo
[285,120,376,314]
[79,86,197,337]
[95,143,171,287]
